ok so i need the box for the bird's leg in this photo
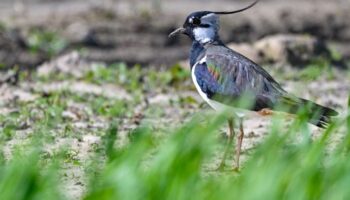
[234,118,244,170]
[217,117,235,170]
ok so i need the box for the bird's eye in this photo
[192,17,201,25]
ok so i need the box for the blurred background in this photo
[0,0,349,69]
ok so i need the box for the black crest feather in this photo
[212,0,259,15]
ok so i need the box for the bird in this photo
[168,0,338,170]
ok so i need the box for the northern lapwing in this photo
[169,0,338,170]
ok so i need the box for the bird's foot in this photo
[232,166,240,172]
[209,162,241,172]
[216,162,227,171]
[209,162,226,172]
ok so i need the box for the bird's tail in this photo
[278,96,338,128]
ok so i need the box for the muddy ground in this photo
[1,51,349,199]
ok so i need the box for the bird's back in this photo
[203,44,288,109]
[200,44,338,127]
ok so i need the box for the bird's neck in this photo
[190,41,205,68]
[189,38,224,68]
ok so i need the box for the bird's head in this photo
[169,0,259,44]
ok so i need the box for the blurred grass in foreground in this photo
[1,104,350,200]
[0,62,349,200]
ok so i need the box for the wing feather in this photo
[199,45,286,110]
[193,44,338,127]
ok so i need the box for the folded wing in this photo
[194,44,338,127]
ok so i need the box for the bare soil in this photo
[1,51,349,198]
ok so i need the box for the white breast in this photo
[191,58,246,118]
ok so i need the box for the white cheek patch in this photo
[193,27,214,44]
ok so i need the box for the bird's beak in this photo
[168,27,186,38]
